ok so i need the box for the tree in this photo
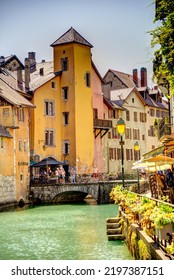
[150,0,174,97]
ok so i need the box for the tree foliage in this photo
[151,0,174,96]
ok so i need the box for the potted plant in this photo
[150,204,174,240]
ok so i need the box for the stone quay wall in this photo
[0,175,17,208]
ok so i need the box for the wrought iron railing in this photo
[158,116,174,140]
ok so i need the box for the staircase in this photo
[106,217,124,241]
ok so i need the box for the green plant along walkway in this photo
[110,186,174,259]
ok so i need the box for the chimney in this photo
[17,66,23,91]
[28,52,36,73]
[39,67,44,76]
[25,58,30,92]
[140,67,147,87]
[133,69,138,87]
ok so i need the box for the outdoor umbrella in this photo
[143,154,174,165]
[32,157,64,167]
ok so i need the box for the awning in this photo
[143,154,174,165]
[32,157,64,167]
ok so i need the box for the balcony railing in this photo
[158,116,174,142]
[93,118,112,138]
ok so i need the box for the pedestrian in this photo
[58,165,66,184]
[166,168,174,203]
[93,165,98,178]
[70,167,76,183]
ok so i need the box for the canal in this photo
[0,202,132,260]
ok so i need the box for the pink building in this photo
[92,62,112,173]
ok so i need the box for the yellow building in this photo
[0,76,34,206]
[29,28,95,173]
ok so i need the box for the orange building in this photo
[0,72,34,206]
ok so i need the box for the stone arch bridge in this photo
[29,181,118,204]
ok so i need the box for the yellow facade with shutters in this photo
[53,43,94,172]
[31,28,94,173]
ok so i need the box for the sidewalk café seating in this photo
[149,173,171,201]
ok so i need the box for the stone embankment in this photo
[106,211,169,260]
[106,217,124,240]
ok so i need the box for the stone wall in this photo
[0,175,17,207]
[121,211,169,260]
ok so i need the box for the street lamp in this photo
[134,141,140,193]
[117,118,126,189]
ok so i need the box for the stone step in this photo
[106,223,121,229]
[106,217,121,223]
[107,228,122,235]
[108,234,124,241]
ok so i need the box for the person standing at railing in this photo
[58,165,66,184]
[70,167,76,183]
[93,165,98,178]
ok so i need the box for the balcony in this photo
[158,116,174,143]
[93,118,112,138]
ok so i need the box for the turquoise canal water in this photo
[0,202,132,260]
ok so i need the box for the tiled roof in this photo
[0,79,35,107]
[105,69,138,88]
[0,125,12,138]
[103,96,123,110]
[29,61,61,90]
[0,68,25,92]
[51,27,93,48]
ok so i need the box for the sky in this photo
[0,0,156,87]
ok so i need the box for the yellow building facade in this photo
[0,78,34,206]
[30,28,94,173]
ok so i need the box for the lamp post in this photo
[117,118,126,189]
[134,141,140,193]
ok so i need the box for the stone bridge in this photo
[29,181,118,204]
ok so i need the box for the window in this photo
[109,148,116,160]
[156,110,161,117]
[62,140,70,155]
[62,112,69,125]
[148,126,155,137]
[142,134,145,140]
[134,150,140,161]
[108,109,114,119]
[18,108,24,121]
[117,148,121,160]
[132,98,134,103]
[150,108,155,116]
[140,112,147,122]
[45,100,54,116]
[61,57,68,71]
[126,149,133,161]
[24,141,27,152]
[108,131,111,139]
[85,72,91,87]
[19,140,22,151]
[134,112,138,122]
[20,173,23,182]
[126,111,130,121]
[51,81,56,89]
[112,128,118,139]
[62,87,69,100]
[125,128,132,139]
[133,128,140,140]
[3,108,9,117]
[0,137,3,148]
[45,130,54,146]
[93,109,98,119]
